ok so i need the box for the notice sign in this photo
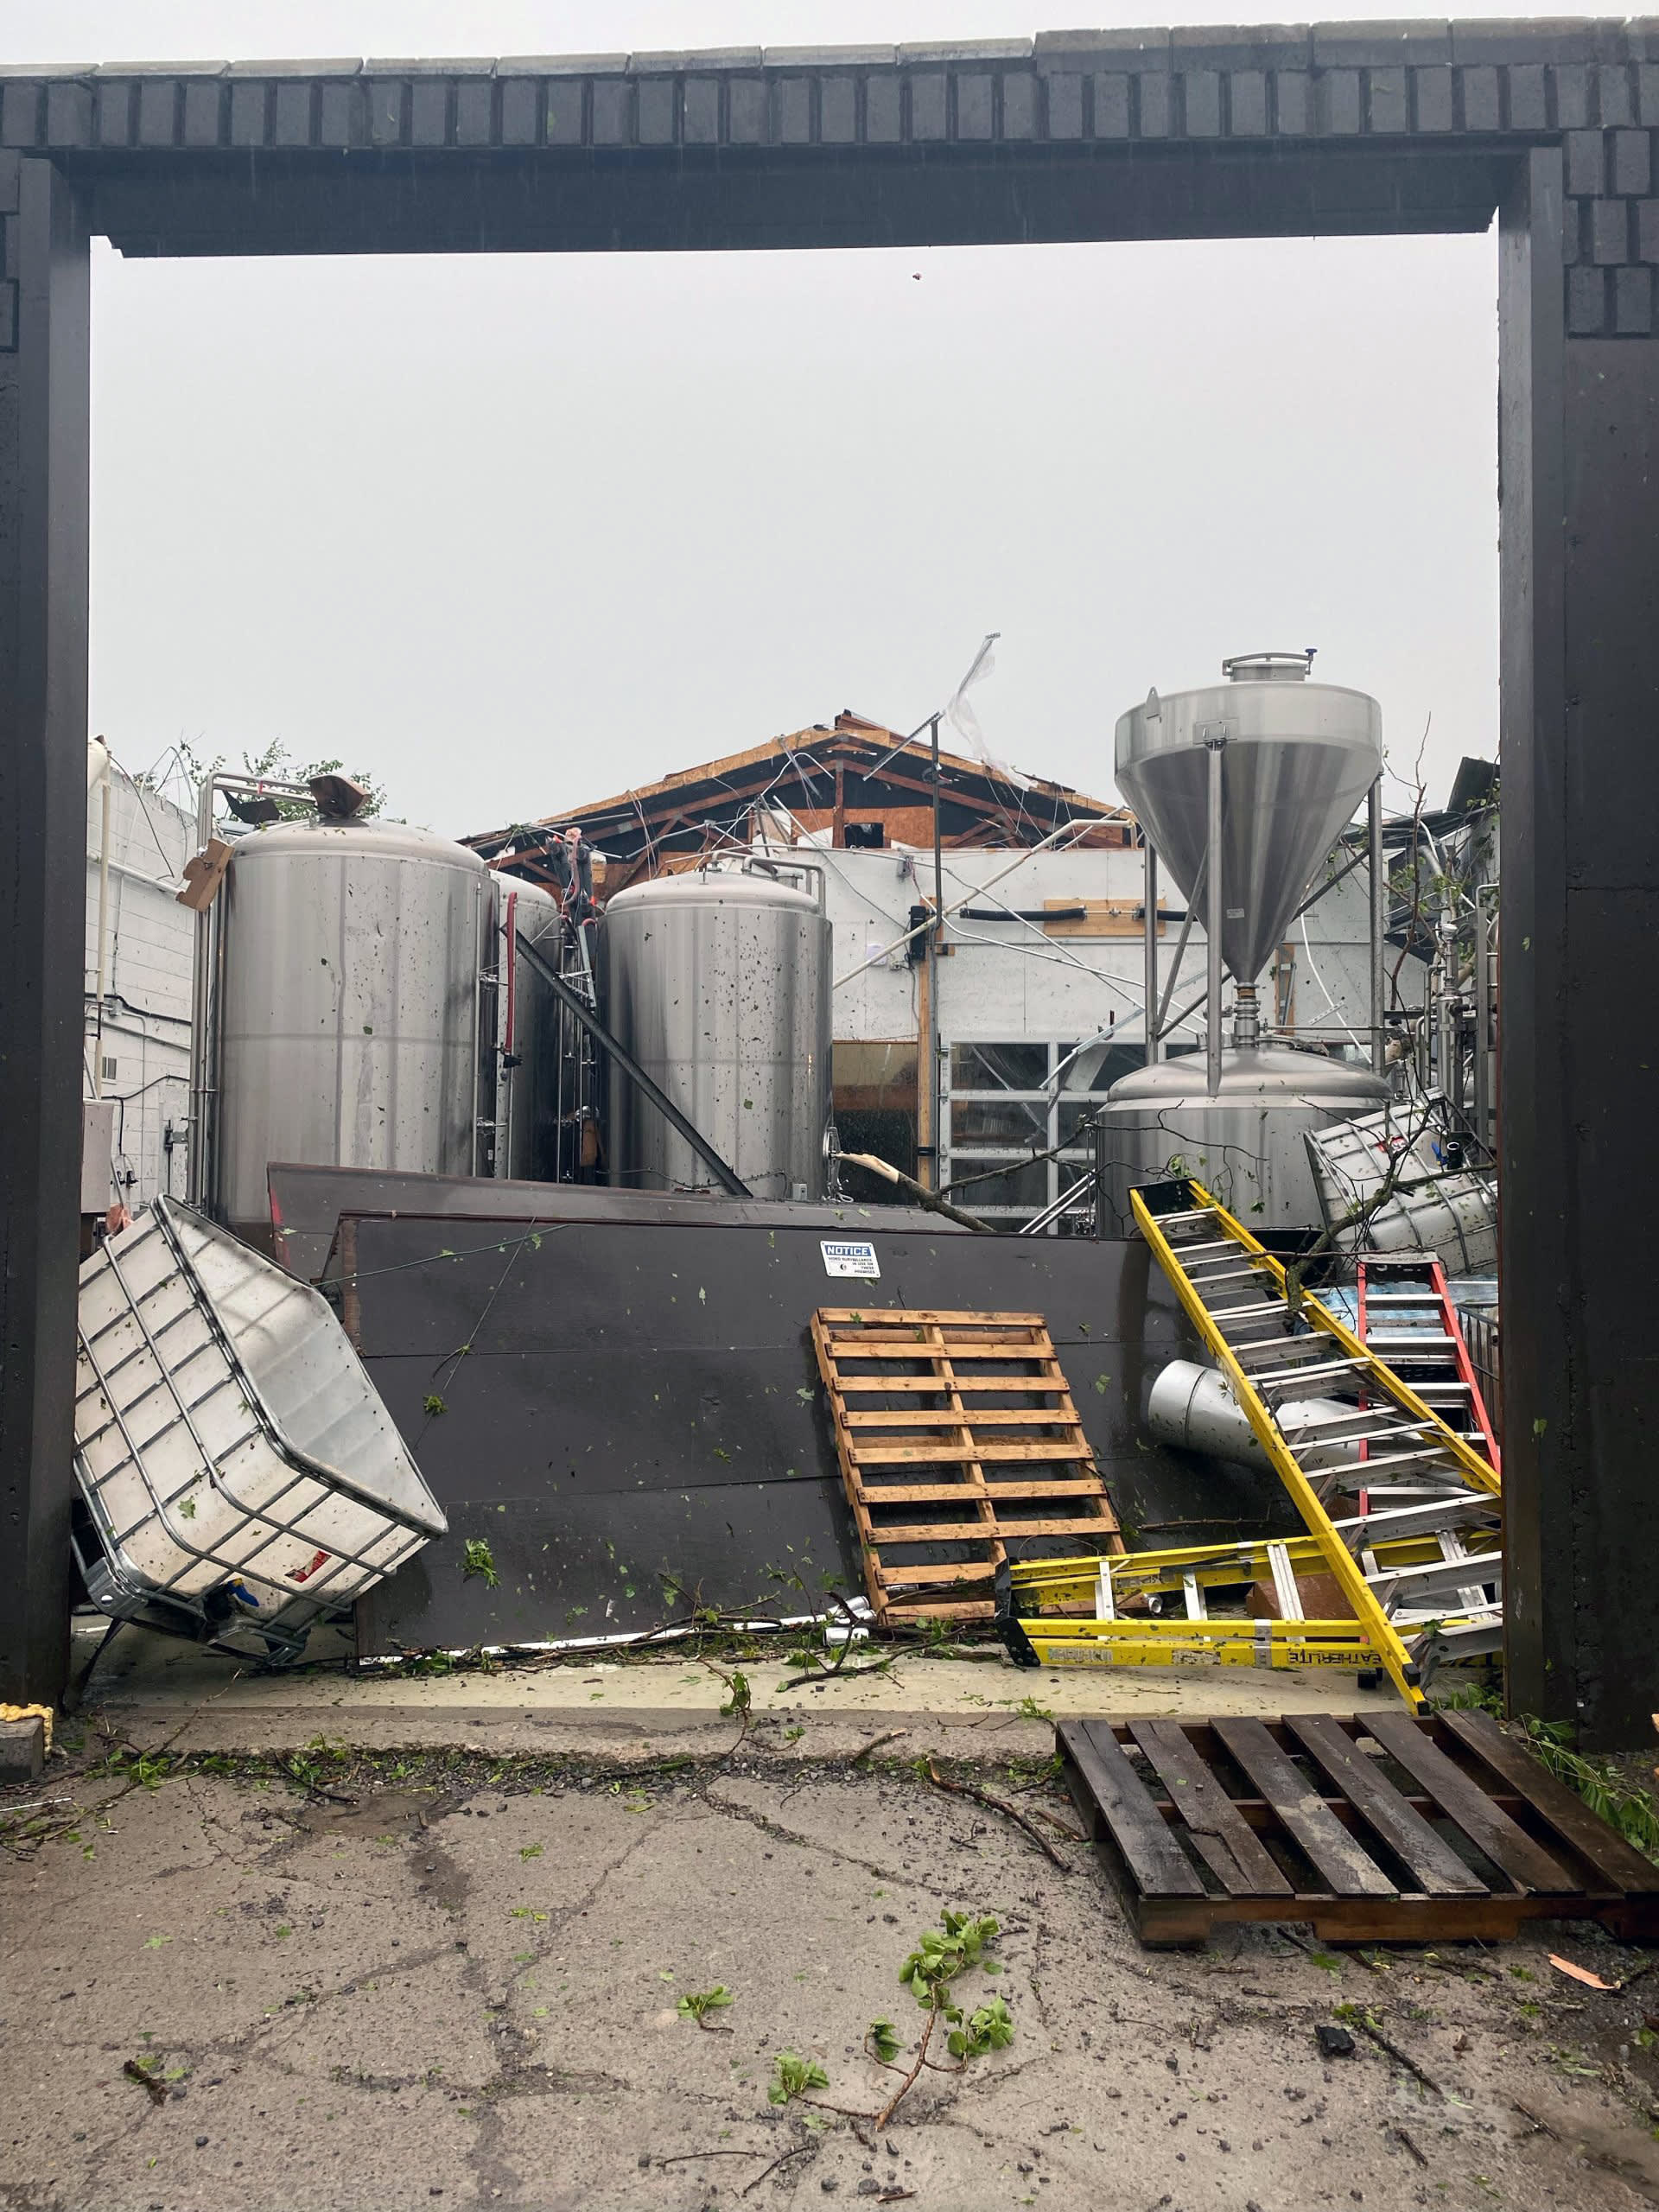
[820,1238,880,1280]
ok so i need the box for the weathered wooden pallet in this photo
[810,1308,1122,1625]
[1059,1707,1659,1948]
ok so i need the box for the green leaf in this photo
[767,2051,828,2105]
[868,2018,902,2065]
[462,1538,499,1588]
[423,1394,447,1418]
[677,1985,734,2024]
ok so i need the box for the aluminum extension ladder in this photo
[1355,1255,1501,1471]
[1001,1179,1503,1711]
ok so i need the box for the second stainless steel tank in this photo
[601,865,831,1200]
[214,816,492,1242]
[1099,1045,1390,1231]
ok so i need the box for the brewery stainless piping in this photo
[1205,733,1226,1096]
[1369,776,1387,1076]
[1141,842,1161,1066]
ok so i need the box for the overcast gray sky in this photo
[10,3,1529,833]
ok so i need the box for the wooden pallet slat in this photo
[1285,1714,1489,1898]
[844,1408,1088,1429]
[856,1480,1109,1503]
[1063,1712,1659,1948]
[1362,1712,1576,1894]
[833,1376,1074,1395]
[869,1516,1127,1545]
[1128,1719,1293,1897]
[1211,1718,1397,1899]
[812,1306,1121,1625]
[1440,1711,1659,1896]
[1063,1722,1207,1900]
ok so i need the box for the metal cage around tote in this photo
[73,1198,445,1662]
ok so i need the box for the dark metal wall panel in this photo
[269,1160,962,1284]
[345,1215,1285,1654]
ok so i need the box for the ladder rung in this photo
[1325,1447,1464,1478]
[1267,1541,1303,1622]
[1286,1424,1425,1455]
[1336,1498,1501,1542]
[1255,1357,1370,1385]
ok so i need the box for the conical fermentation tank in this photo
[1103,652,1391,1230]
[213,816,493,1245]
[601,864,832,1202]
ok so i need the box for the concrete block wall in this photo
[3,23,1655,337]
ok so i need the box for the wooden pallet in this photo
[1059,1708,1659,1947]
[810,1308,1122,1625]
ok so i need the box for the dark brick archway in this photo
[3,24,1655,1739]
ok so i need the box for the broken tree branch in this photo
[837,1152,995,1234]
[921,1758,1071,1871]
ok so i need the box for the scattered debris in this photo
[1339,2008,1446,2100]
[1549,1954,1615,1991]
[920,1758,1073,1870]
[848,1732,909,1767]
[741,2145,818,2197]
[461,1540,499,1588]
[123,2058,168,2106]
[1390,2124,1429,2168]
[1315,2024,1355,2059]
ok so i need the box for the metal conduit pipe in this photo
[1146,1359,1365,1474]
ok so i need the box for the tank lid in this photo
[1222,650,1313,684]
[1103,1045,1392,1109]
[606,870,821,916]
[227,813,489,873]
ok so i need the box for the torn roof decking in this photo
[465,710,1133,891]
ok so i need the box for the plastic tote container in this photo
[73,1198,446,1660]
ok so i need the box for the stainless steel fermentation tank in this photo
[1103,652,1390,1230]
[207,815,495,1243]
[601,865,831,1201]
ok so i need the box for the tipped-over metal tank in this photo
[1105,652,1390,1230]
[214,816,492,1243]
[601,864,831,1201]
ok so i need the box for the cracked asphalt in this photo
[5,1745,1659,2212]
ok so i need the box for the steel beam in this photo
[0,157,90,1706]
[1499,146,1659,1747]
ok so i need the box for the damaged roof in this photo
[466,709,1131,891]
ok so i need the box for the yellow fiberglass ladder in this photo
[998,1178,1503,1713]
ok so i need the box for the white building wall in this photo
[814,836,1417,1224]
[85,767,195,1210]
[822,839,1387,1050]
